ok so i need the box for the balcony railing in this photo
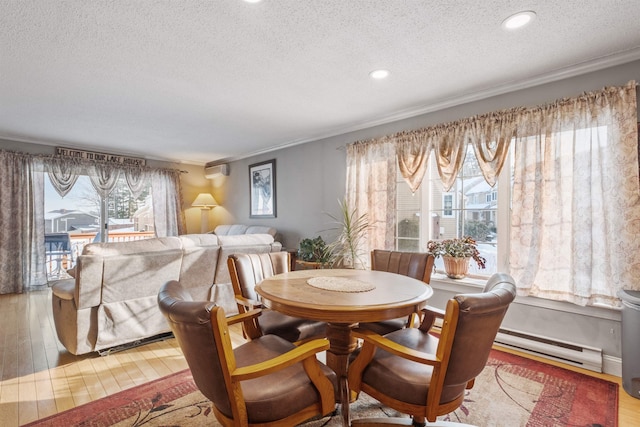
[46,231,156,280]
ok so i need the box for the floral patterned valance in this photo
[349,81,637,193]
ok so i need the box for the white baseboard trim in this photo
[602,354,622,377]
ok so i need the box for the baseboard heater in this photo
[494,328,603,373]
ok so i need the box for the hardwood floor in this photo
[0,288,638,426]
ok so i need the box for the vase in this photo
[442,256,470,279]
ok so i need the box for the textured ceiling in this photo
[2,1,640,165]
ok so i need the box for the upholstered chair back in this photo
[437,279,516,404]
[371,249,434,283]
[229,252,289,302]
[157,280,231,414]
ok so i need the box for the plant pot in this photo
[443,256,470,279]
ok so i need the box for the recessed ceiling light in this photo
[502,11,536,30]
[243,0,262,3]
[369,69,390,80]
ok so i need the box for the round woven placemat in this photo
[306,276,375,293]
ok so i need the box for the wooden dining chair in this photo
[348,273,516,426]
[157,280,338,427]
[228,252,327,342]
[358,250,435,335]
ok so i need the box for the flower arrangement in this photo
[427,236,486,269]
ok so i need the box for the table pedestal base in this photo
[326,322,359,427]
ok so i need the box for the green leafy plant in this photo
[325,198,370,269]
[298,236,332,264]
[427,236,486,269]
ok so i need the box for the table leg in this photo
[325,323,358,427]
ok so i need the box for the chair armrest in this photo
[235,295,263,309]
[231,338,330,381]
[422,305,445,317]
[225,308,262,326]
[352,328,439,366]
[418,305,445,332]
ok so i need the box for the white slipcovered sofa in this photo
[51,232,281,355]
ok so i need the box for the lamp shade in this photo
[192,193,218,208]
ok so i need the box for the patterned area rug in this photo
[24,349,617,427]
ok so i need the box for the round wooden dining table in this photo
[255,268,433,427]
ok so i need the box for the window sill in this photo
[429,273,621,322]
[430,273,485,292]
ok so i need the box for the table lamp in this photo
[192,193,218,233]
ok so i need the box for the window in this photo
[396,172,421,252]
[44,174,155,278]
[396,144,504,278]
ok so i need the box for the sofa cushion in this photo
[217,234,274,246]
[179,234,219,247]
[82,236,182,256]
[245,225,277,237]
[214,224,248,235]
[213,224,277,238]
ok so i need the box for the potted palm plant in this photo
[427,236,486,279]
[325,198,369,269]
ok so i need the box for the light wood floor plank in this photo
[33,368,57,421]
[125,346,165,383]
[0,379,19,427]
[17,374,38,426]
[75,358,107,401]
[136,342,175,376]
[49,366,75,414]
[111,351,149,387]
[101,351,137,391]
[89,356,121,396]
[63,361,92,407]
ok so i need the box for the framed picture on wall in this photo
[249,159,276,218]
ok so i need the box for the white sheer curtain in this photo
[151,169,186,237]
[89,163,120,198]
[395,131,431,193]
[510,82,640,306]
[47,157,79,197]
[345,139,397,265]
[125,168,149,199]
[0,151,47,294]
